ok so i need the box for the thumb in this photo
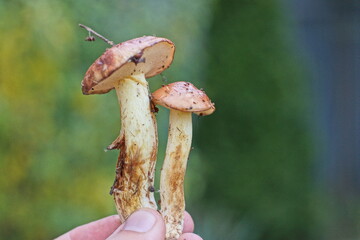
[106,208,165,240]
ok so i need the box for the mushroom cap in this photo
[152,81,215,116]
[82,36,175,95]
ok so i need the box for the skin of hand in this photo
[55,208,202,240]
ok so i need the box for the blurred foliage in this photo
[196,0,315,239]
[0,0,317,239]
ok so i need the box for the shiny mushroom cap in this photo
[82,36,175,95]
[152,81,215,116]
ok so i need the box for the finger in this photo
[179,233,203,240]
[55,215,121,240]
[106,208,165,240]
[183,211,195,233]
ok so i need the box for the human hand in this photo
[55,208,202,240]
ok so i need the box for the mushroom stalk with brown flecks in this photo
[152,82,215,240]
[81,36,175,222]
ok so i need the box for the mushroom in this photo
[81,36,175,222]
[152,81,215,240]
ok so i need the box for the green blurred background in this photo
[0,0,359,239]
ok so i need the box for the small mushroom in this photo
[152,81,215,240]
[82,36,175,222]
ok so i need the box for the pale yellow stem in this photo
[160,110,192,240]
[111,73,158,222]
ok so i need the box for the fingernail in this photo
[122,210,156,233]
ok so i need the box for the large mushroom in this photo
[82,36,175,222]
[152,81,215,240]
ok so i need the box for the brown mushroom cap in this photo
[152,81,215,116]
[82,36,175,95]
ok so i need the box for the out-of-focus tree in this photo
[195,0,314,239]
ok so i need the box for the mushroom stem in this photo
[111,73,158,222]
[160,110,192,240]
